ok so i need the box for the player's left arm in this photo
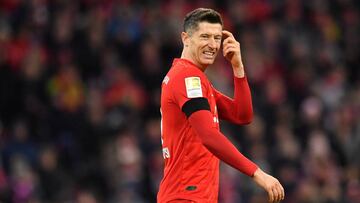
[214,30,253,125]
[213,77,253,125]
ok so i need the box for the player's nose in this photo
[208,37,217,49]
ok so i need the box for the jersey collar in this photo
[173,58,205,73]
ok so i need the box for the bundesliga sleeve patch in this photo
[185,77,203,98]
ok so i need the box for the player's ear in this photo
[181,32,190,47]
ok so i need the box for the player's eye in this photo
[200,34,209,39]
[215,36,222,41]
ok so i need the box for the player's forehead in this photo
[194,22,222,35]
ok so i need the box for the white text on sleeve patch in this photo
[185,77,203,98]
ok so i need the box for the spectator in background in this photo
[37,145,72,202]
[2,119,37,173]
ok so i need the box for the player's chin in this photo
[201,58,216,65]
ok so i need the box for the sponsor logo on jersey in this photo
[185,77,203,98]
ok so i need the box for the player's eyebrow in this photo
[200,33,222,38]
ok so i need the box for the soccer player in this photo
[158,8,285,203]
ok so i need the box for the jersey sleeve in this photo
[212,76,253,124]
[172,73,209,110]
[188,109,258,176]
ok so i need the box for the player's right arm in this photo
[211,30,254,125]
[212,76,253,125]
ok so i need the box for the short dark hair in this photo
[183,8,223,34]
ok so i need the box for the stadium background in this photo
[0,0,359,202]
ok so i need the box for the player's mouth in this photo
[202,51,216,59]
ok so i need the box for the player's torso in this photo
[158,60,220,202]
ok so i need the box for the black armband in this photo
[182,98,210,118]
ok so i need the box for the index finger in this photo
[222,30,234,39]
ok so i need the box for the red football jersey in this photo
[157,58,221,203]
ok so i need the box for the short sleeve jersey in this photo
[157,58,220,203]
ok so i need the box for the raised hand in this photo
[222,30,244,77]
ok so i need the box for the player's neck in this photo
[180,52,207,72]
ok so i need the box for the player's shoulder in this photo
[170,64,206,83]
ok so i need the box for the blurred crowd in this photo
[0,0,359,202]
